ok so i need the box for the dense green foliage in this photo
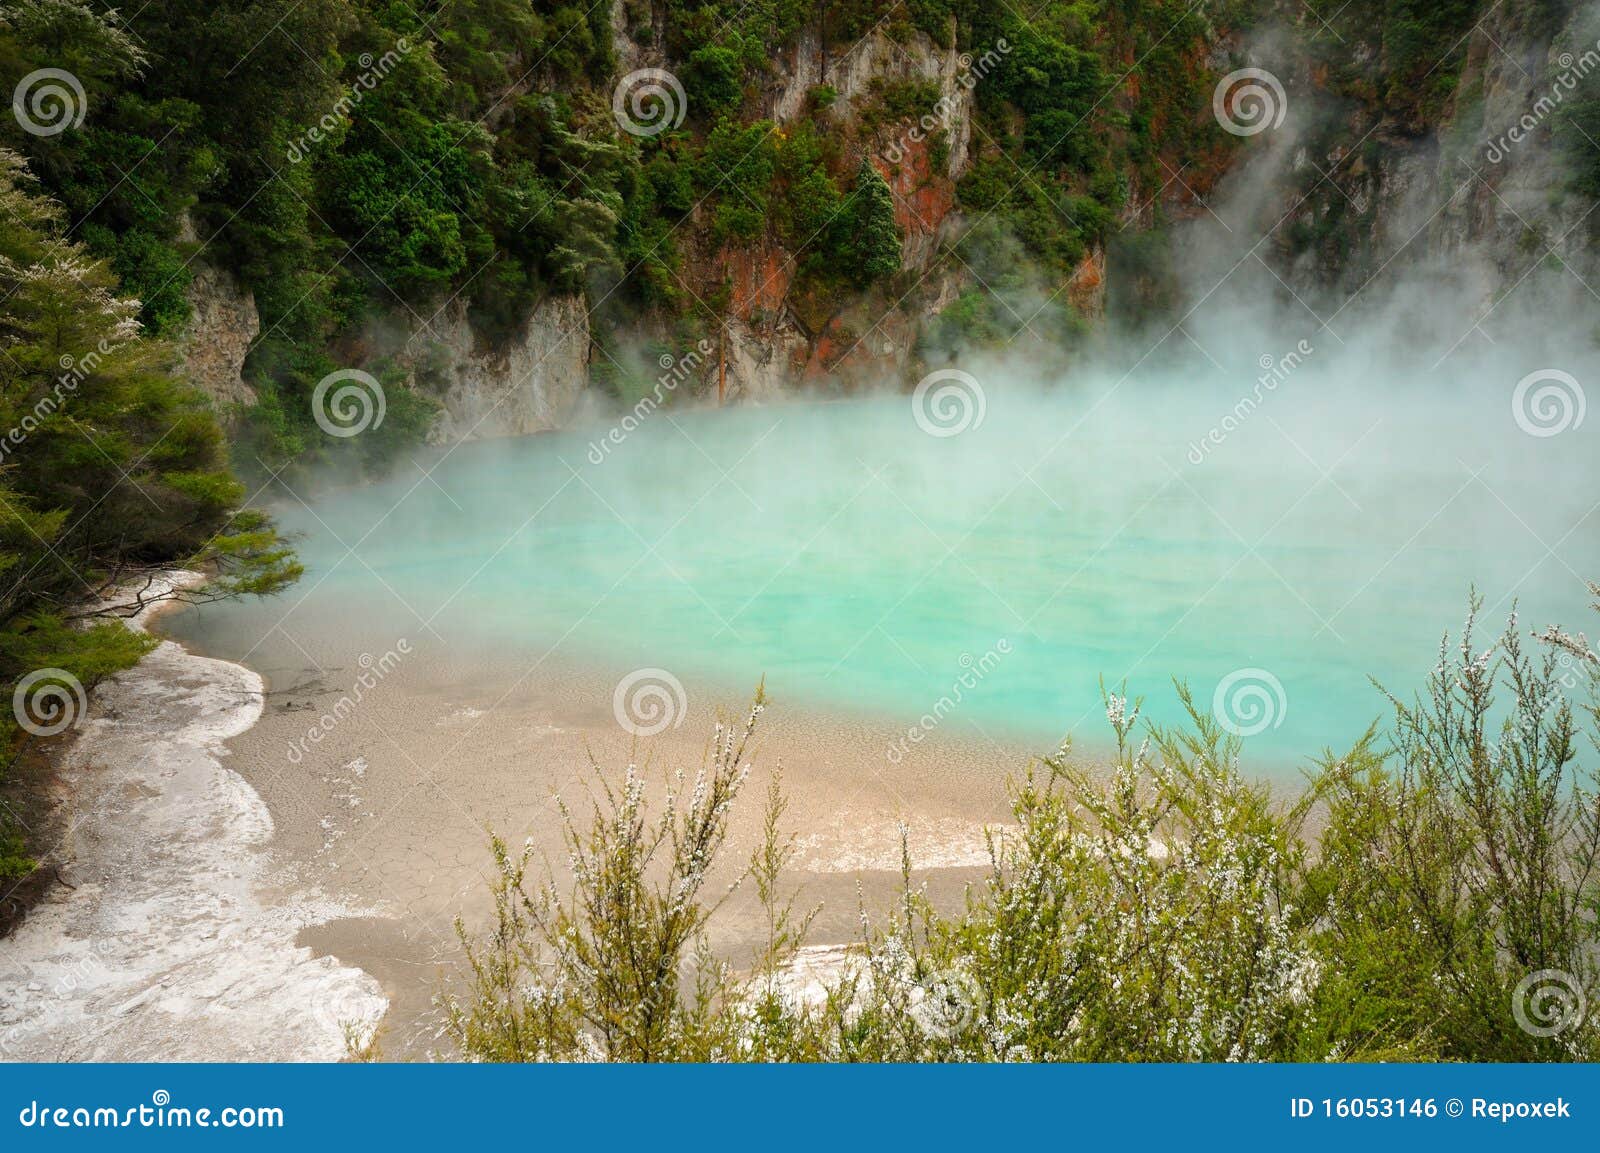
[0,0,1270,472]
[949,1,1249,281]
[0,154,299,882]
[850,159,902,280]
[8,0,1566,457]
[0,0,628,476]
[449,595,1600,1061]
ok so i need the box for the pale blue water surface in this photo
[169,379,1600,772]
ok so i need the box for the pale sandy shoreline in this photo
[1,572,1046,1059]
[0,573,386,1061]
[164,610,1036,1057]
[4,571,1313,1060]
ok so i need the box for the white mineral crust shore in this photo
[0,572,386,1061]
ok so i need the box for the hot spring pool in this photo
[171,377,1599,767]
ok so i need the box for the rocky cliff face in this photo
[178,14,1177,443]
[408,294,591,444]
[1425,1,1599,287]
[180,262,590,445]
[180,23,989,437]
[178,264,258,413]
[1253,1,1600,304]
[765,25,975,182]
[196,10,1594,447]
[712,24,979,400]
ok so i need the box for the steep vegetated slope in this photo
[1,0,1260,475]
[7,3,1596,479]
[9,2,1591,473]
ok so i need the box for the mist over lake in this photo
[171,335,1600,766]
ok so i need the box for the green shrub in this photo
[448,593,1600,1062]
[686,45,745,114]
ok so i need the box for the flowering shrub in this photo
[447,596,1600,1063]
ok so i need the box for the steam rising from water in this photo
[183,18,1600,770]
[183,307,1598,768]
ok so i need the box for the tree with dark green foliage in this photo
[699,117,779,242]
[0,152,299,882]
[0,0,634,479]
[850,160,901,283]
[686,44,745,113]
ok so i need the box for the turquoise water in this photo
[179,377,1599,768]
